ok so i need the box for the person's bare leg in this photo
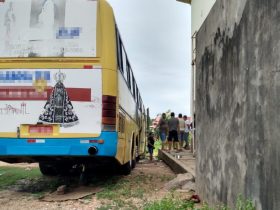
[168,141,172,151]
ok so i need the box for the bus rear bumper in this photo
[0,132,118,157]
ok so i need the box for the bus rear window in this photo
[0,0,97,58]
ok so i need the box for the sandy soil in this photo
[0,161,38,168]
[0,160,176,210]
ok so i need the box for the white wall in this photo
[191,0,216,35]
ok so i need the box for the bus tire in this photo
[131,140,136,168]
[57,163,73,176]
[135,145,140,162]
[39,162,59,176]
[132,159,136,169]
[120,161,132,175]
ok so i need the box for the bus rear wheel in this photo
[120,161,132,175]
[120,151,136,175]
[39,162,59,176]
[39,161,73,176]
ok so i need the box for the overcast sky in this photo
[107,0,191,118]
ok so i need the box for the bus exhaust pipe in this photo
[88,146,98,155]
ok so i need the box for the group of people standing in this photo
[158,112,192,152]
[147,112,192,161]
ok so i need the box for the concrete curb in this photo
[158,149,195,178]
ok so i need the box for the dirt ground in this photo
[0,160,179,210]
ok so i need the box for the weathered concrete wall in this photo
[196,0,280,209]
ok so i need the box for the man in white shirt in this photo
[178,113,185,150]
[183,115,191,150]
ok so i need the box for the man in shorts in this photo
[158,113,168,150]
[167,112,179,152]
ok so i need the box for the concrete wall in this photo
[191,0,216,35]
[195,0,280,209]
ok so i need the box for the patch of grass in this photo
[131,187,145,198]
[144,194,256,210]
[97,199,138,210]
[134,174,149,184]
[98,179,136,199]
[96,205,112,210]
[144,196,195,210]
[96,177,127,199]
[0,166,84,195]
[0,166,42,188]
[97,174,151,200]
[153,139,162,157]
[199,195,256,210]
[236,195,256,210]
[96,202,124,210]
[97,173,163,209]
[159,174,174,182]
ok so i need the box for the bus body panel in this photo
[117,71,139,164]
[0,68,102,138]
[0,131,117,157]
[99,0,118,73]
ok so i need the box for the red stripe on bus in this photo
[0,87,91,101]
[27,139,36,143]
[63,88,91,102]
[83,65,93,69]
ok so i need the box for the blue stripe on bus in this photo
[0,132,118,157]
[0,71,51,83]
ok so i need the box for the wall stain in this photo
[196,0,280,209]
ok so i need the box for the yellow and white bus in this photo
[0,0,146,175]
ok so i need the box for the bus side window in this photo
[132,76,136,99]
[122,47,127,81]
[127,64,132,89]
[139,98,142,112]
[116,29,123,73]
[136,86,139,105]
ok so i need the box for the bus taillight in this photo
[102,95,116,131]
[102,110,116,117]
[102,95,116,104]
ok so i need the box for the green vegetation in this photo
[143,195,256,210]
[96,175,148,200]
[96,172,174,209]
[153,139,162,157]
[0,166,81,194]
[96,180,131,208]
[144,196,195,210]
[0,166,42,188]
[236,195,256,210]
[0,166,255,210]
